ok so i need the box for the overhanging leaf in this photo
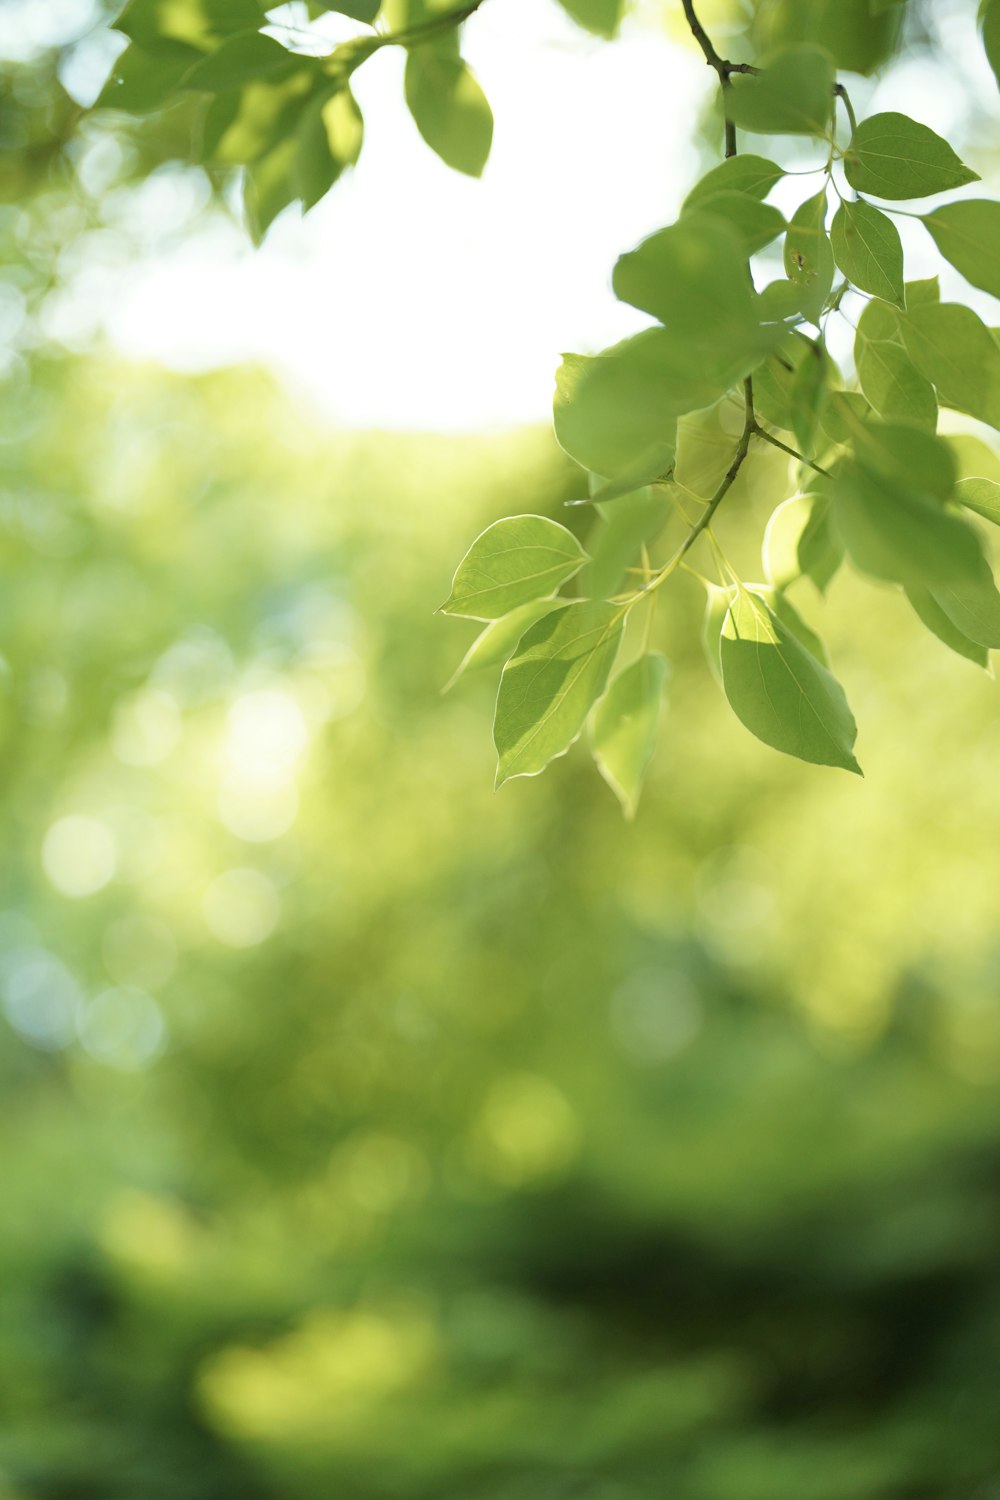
[494,602,625,786]
[844,112,979,199]
[590,652,669,818]
[721,590,861,773]
[441,515,588,620]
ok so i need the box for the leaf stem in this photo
[833,82,858,137]
[752,424,832,478]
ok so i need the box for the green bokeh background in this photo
[4,2,1000,1496]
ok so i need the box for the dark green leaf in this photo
[404,44,492,177]
[441,515,588,620]
[830,197,904,307]
[114,0,261,57]
[983,0,1000,88]
[244,134,300,244]
[720,589,861,773]
[844,112,979,199]
[494,602,625,786]
[295,86,363,209]
[97,42,195,113]
[182,31,296,91]
[554,0,623,36]
[591,653,669,818]
[313,0,381,19]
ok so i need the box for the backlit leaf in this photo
[844,112,979,199]
[921,201,1000,301]
[784,191,834,323]
[905,586,990,668]
[590,652,669,818]
[404,44,492,177]
[721,590,860,772]
[725,46,835,137]
[931,558,1000,647]
[832,459,982,586]
[441,515,588,620]
[830,197,904,307]
[899,303,1000,429]
[955,476,1000,526]
[443,600,565,691]
[495,602,625,786]
[683,155,784,209]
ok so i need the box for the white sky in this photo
[27,0,993,432]
[97,1,707,430]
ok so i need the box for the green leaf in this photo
[441,515,589,620]
[752,339,837,433]
[931,559,1000,647]
[494,602,625,786]
[313,0,381,19]
[855,330,937,432]
[683,155,785,209]
[849,423,956,502]
[905,586,990,668]
[702,583,732,684]
[921,201,1000,301]
[899,303,1000,429]
[590,653,669,818]
[584,488,671,600]
[244,134,300,243]
[295,86,363,209]
[956,476,1000,526]
[584,445,675,506]
[683,191,786,256]
[443,600,565,691]
[554,0,623,36]
[844,112,979,200]
[182,31,297,91]
[720,590,861,773]
[612,213,757,340]
[404,44,492,177]
[907,275,940,306]
[553,339,682,479]
[983,0,1000,88]
[725,46,835,137]
[115,0,261,57]
[763,493,841,592]
[784,190,834,323]
[789,345,827,456]
[97,42,196,113]
[832,458,982,586]
[820,390,875,446]
[830,198,904,307]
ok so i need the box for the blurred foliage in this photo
[3,351,1000,1499]
[4,3,1000,1498]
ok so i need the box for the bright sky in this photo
[23,0,991,432]
[97,1,707,430]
